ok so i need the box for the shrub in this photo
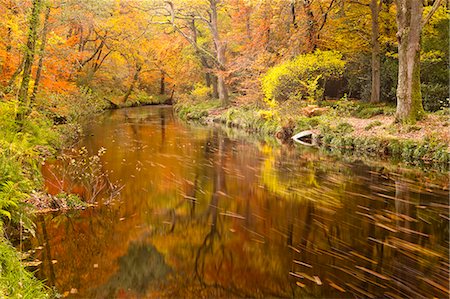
[190,83,212,102]
[36,89,108,123]
[422,83,449,111]
[261,50,345,103]
[336,122,354,134]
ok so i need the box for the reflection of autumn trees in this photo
[94,241,171,298]
[29,107,449,298]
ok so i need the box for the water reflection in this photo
[28,106,449,298]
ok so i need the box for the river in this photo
[28,106,449,298]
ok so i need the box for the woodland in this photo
[0,0,449,297]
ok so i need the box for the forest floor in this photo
[174,99,450,167]
[340,114,449,148]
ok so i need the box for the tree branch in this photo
[422,0,443,27]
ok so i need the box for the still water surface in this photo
[30,106,449,298]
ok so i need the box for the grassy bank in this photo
[0,87,166,297]
[174,99,450,167]
[0,89,122,297]
[0,237,50,298]
[106,93,172,109]
[0,99,59,297]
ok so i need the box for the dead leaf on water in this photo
[375,222,398,233]
[23,260,42,267]
[296,281,305,288]
[327,279,346,292]
[355,266,390,280]
[314,276,322,285]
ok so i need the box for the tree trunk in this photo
[122,64,141,103]
[211,75,219,99]
[192,17,218,99]
[30,4,51,103]
[216,45,228,105]
[160,71,165,95]
[291,1,298,29]
[209,0,229,106]
[395,0,425,122]
[370,0,381,103]
[302,0,317,52]
[17,0,42,120]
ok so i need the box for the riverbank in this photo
[0,99,59,297]
[0,90,159,297]
[174,99,450,167]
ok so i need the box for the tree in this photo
[395,0,443,122]
[369,0,382,103]
[30,2,51,103]
[17,0,42,120]
[157,0,230,106]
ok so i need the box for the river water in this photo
[28,106,449,298]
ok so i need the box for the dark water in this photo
[28,106,449,298]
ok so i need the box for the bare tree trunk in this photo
[122,64,141,103]
[191,17,218,99]
[30,4,51,103]
[17,0,42,120]
[160,71,165,95]
[209,0,229,106]
[216,46,229,105]
[395,0,424,122]
[211,75,219,99]
[302,0,317,52]
[370,0,382,103]
[291,0,298,29]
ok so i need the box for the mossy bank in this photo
[174,99,450,168]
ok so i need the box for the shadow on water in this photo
[25,106,449,298]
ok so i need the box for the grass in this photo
[0,237,51,298]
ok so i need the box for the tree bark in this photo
[160,71,165,95]
[370,0,382,103]
[209,0,229,106]
[191,17,218,99]
[122,64,141,103]
[291,0,298,29]
[395,0,425,122]
[17,0,42,120]
[211,75,219,99]
[30,4,51,103]
[301,0,317,52]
